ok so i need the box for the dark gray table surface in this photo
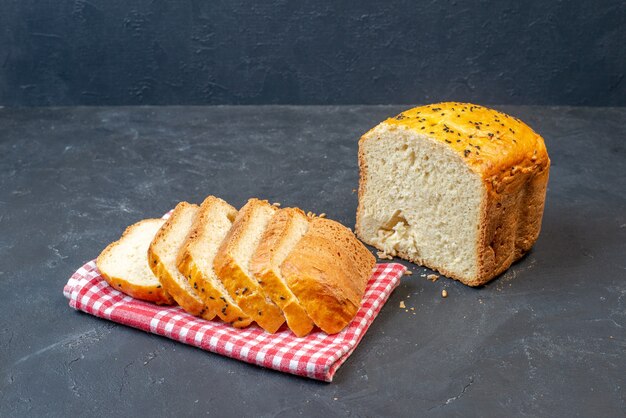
[0,105,624,417]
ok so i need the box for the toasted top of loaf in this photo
[177,196,252,328]
[281,217,376,334]
[148,202,214,320]
[249,208,314,337]
[96,218,175,305]
[379,102,549,181]
[214,198,284,333]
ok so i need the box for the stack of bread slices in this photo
[96,196,376,336]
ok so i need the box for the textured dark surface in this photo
[1,0,625,106]
[0,105,625,417]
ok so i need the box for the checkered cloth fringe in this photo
[64,259,404,382]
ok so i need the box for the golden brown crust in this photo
[357,102,550,286]
[250,208,314,337]
[281,218,376,334]
[148,202,215,320]
[177,196,252,328]
[178,253,253,327]
[96,219,175,305]
[97,272,175,305]
[384,102,550,180]
[213,198,284,333]
[473,161,550,286]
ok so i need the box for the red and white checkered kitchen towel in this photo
[63,261,405,382]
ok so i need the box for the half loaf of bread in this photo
[356,102,550,286]
[96,218,175,305]
[148,202,215,320]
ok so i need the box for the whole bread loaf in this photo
[356,102,549,286]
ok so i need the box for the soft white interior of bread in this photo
[100,219,164,285]
[270,213,309,295]
[235,205,276,276]
[191,205,238,305]
[359,123,484,279]
[274,214,309,268]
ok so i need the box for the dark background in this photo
[1,0,625,107]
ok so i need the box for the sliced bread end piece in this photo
[281,217,376,334]
[214,198,285,333]
[148,202,215,320]
[96,218,175,305]
[250,208,314,337]
[177,196,253,328]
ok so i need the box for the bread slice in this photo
[96,219,175,305]
[214,198,285,333]
[148,202,215,320]
[356,102,550,286]
[249,208,314,337]
[177,196,253,328]
[280,217,376,334]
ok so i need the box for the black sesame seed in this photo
[464,149,471,157]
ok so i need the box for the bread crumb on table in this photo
[427,274,439,282]
[399,301,406,309]
[376,251,393,260]
[403,270,413,276]
[441,289,448,298]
